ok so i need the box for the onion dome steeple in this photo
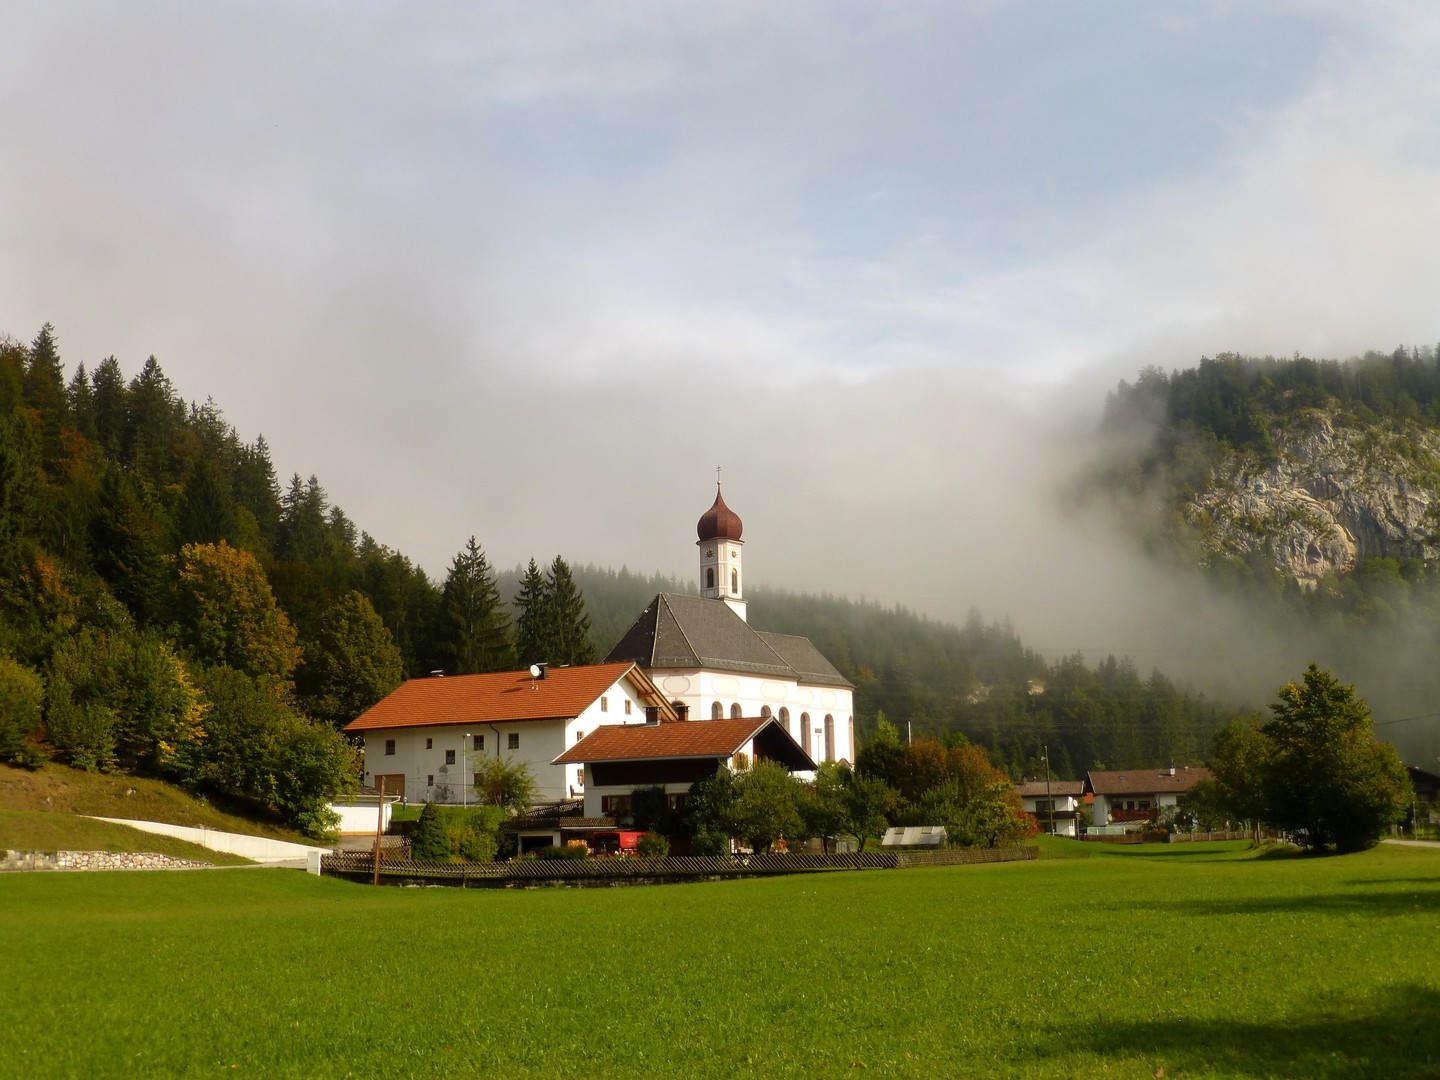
[696,481,747,622]
[697,483,743,543]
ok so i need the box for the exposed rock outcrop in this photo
[1184,410,1440,587]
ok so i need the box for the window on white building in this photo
[730,703,742,719]
[711,701,723,719]
[384,740,396,755]
[425,737,432,749]
[624,699,632,715]
[601,696,608,712]
[508,733,520,750]
[445,750,455,765]
[475,735,484,751]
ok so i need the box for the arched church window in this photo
[731,568,738,593]
[848,716,855,760]
[800,713,811,756]
[779,706,790,734]
[760,705,771,719]
[710,701,723,720]
[706,567,715,590]
[824,715,835,762]
[729,703,742,719]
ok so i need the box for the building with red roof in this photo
[345,662,675,804]
[554,714,814,827]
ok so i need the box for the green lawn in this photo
[2,842,1437,1078]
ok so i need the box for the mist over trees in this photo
[1093,347,1440,769]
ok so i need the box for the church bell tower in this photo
[697,483,746,622]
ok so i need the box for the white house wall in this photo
[361,677,654,804]
[649,669,855,764]
[579,735,758,819]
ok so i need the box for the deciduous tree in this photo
[1260,665,1410,853]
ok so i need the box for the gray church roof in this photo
[605,593,853,689]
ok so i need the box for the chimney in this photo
[645,706,660,725]
[675,702,690,722]
[429,669,444,678]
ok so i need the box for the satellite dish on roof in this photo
[529,664,542,679]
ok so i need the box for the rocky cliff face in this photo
[1184,410,1440,587]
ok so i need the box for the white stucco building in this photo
[605,485,856,767]
[345,662,677,804]
[1014,780,1086,838]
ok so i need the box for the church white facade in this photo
[606,485,855,766]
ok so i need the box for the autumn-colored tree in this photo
[173,541,301,689]
[45,626,206,776]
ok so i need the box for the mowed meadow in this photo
[3,842,1438,1079]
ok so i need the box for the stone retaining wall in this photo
[1,849,213,872]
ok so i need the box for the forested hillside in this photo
[0,324,1254,825]
[1091,346,1440,768]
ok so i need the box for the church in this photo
[605,484,855,766]
[348,484,853,807]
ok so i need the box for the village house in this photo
[345,662,677,805]
[1014,779,1086,837]
[554,713,815,826]
[1085,767,1213,828]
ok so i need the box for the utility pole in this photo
[371,776,386,886]
[1044,744,1054,837]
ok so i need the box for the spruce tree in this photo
[410,801,450,862]
[23,324,68,469]
[439,537,513,674]
[546,556,595,666]
[512,558,551,666]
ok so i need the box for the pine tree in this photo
[545,556,595,666]
[439,537,513,674]
[233,435,281,554]
[512,558,551,666]
[89,356,127,458]
[23,324,68,470]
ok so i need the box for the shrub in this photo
[0,657,46,768]
[537,844,587,861]
[410,802,450,862]
[636,832,670,857]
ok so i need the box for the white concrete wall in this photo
[360,675,655,804]
[331,800,394,836]
[89,818,328,862]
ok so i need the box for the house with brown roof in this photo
[1085,767,1213,829]
[1014,779,1086,837]
[604,485,856,768]
[344,662,676,804]
[554,714,814,828]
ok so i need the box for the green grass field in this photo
[2,841,1437,1079]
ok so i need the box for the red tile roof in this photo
[1085,767,1213,796]
[345,663,657,732]
[554,715,775,764]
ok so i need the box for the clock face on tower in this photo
[705,548,715,558]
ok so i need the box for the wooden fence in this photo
[320,845,1036,886]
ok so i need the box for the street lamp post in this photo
[463,733,469,808]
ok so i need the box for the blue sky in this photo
[3,2,1439,669]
